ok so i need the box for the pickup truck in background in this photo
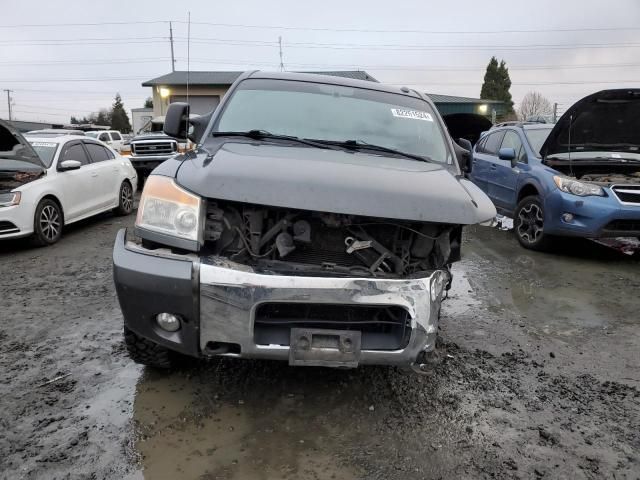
[120,116,190,186]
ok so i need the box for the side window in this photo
[483,131,505,155]
[99,133,110,142]
[84,142,111,163]
[103,145,115,159]
[476,136,487,152]
[61,143,89,166]
[110,132,122,141]
[501,131,526,162]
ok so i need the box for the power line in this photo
[0,20,170,28]
[0,76,149,83]
[1,19,639,35]
[0,58,170,66]
[178,21,640,35]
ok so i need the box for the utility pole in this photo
[552,102,558,123]
[169,21,176,72]
[278,36,284,72]
[3,89,12,121]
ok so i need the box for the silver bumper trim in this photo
[199,259,449,367]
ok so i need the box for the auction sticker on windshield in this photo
[391,108,433,122]
[30,142,58,148]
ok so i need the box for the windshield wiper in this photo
[212,130,334,150]
[304,138,433,163]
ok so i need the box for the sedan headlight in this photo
[136,176,203,246]
[553,176,604,197]
[0,192,21,207]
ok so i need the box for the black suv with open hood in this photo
[113,71,495,371]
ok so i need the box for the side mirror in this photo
[455,138,473,174]
[498,147,516,161]
[58,160,82,171]
[164,102,190,139]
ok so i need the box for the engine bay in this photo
[202,200,462,278]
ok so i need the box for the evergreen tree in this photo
[480,56,514,115]
[110,94,132,133]
[144,97,153,109]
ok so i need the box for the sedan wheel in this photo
[514,195,553,251]
[32,199,63,246]
[115,181,134,216]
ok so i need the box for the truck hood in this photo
[540,89,640,158]
[131,132,176,142]
[176,142,495,224]
[0,119,46,193]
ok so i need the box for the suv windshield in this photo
[524,127,554,156]
[214,78,451,164]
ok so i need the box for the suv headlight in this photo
[553,176,604,197]
[0,192,21,207]
[136,176,203,247]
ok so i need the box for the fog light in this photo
[156,313,181,332]
[561,213,574,223]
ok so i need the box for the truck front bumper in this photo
[113,229,449,368]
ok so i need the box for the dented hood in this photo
[176,142,495,224]
[0,119,46,193]
[540,89,640,158]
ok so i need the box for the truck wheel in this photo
[124,327,173,369]
[32,198,63,246]
[114,181,134,216]
[514,195,554,251]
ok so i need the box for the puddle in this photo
[131,368,364,480]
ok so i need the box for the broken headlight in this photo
[136,175,203,247]
[553,176,604,197]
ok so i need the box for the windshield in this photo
[28,142,59,167]
[86,132,99,138]
[524,127,553,156]
[214,78,451,163]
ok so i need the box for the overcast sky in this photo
[1,0,639,123]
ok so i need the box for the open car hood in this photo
[540,89,640,158]
[0,119,46,193]
[176,142,496,225]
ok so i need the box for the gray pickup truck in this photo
[113,71,495,371]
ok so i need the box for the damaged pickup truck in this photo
[113,71,495,370]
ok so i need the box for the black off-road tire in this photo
[514,195,555,251]
[124,327,173,369]
[31,198,63,246]
[114,181,134,216]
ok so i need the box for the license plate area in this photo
[289,328,361,368]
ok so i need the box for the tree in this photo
[518,91,553,121]
[144,97,153,109]
[480,56,514,116]
[110,93,132,133]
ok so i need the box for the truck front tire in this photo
[124,327,174,369]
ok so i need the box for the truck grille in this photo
[254,303,411,350]
[611,185,640,205]
[131,141,176,156]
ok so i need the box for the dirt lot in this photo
[0,210,639,480]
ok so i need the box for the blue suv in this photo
[468,89,640,250]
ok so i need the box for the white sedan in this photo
[0,120,138,246]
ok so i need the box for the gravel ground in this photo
[0,210,638,480]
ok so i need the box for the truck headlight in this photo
[120,143,132,155]
[0,192,21,207]
[553,176,604,197]
[136,176,203,245]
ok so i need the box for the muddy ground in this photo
[0,210,639,480]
